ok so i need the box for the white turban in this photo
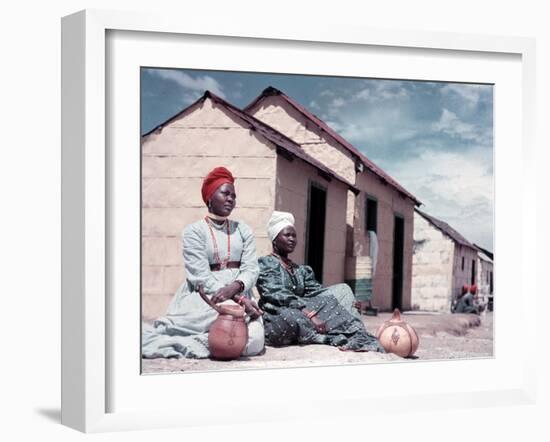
[267,211,295,242]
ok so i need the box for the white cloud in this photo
[375,81,409,100]
[231,81,244,100]
[354,81,410,102]
[324,120,344,133]
[149,69,226,98]
[356,88,370,100]
[331,97,346,108]
[329,105,417,146]
[181,92,202,105]
[386,149,494,250]
[441,84,483,107]
[433,108,490,144]
[340,122,385,143]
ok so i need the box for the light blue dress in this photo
[142,218,264,359]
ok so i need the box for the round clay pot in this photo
[375,309,419,358]
[208,305,248,360]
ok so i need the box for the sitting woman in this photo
[451,284,480,315]
[256,211,384,352]
[142,167,264,359]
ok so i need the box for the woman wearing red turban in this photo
[142,167,264,359]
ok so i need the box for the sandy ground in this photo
[142,311,493,374]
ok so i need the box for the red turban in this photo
[201,167,235,204]
[462,284,469,295]
[469,284,477,294]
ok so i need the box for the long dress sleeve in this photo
[181,223,224,294]
[235,222,260,293]
[301,265,323,296]
[256,256,307,310]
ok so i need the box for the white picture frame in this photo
[61,9,537,433]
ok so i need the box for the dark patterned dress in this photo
[451,292,479,314]
[256,255,384,352]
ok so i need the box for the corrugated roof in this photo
[474,243,494,261]
[477,251,493,263]
[142,91,359,193]
[415,208,477,250]
[244,86,421,206]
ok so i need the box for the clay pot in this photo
[375,309,419,358]
[207,305,248,360]
[198,286,248,360]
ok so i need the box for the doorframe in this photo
[305,179,328,282]
[392,212,405,310]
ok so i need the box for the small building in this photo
[141,91,356,320]
[475,247,494,310]
[411,209,479,312]
[246,87,421,311]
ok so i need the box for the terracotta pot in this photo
[375,309,419,358]
[197,285,248,360]
[208,306,248,360]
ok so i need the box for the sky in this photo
[141,68,494,251]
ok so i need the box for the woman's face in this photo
[208,183,236,217]
[273,226,297,255]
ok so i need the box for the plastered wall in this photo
[451,244,479,300]
[476,257,493,297]
[275,156,348,285]
[352,171,415,311]
[141,98,277,320]
[250,96,416,311]
[248,96,357,184]
[411,213,455,312]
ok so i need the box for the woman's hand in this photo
[240,298,263,320]
[211,281,241,304]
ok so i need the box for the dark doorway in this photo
[365,196,378,233]
[392,215,405,310]
[306,183,327,283]
[471,259,476,285]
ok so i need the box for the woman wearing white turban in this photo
[256,211,384,352]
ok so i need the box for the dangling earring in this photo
[207,200,212,211]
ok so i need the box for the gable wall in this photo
[411,213,455,312]
[248,96,357,184]
[141,98,277,320]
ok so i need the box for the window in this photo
[365,196,378,233]
[461,256,465,270]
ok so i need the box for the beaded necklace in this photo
[205,216,231,269]
[271,252,298,290]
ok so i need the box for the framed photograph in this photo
[61,9,537,433]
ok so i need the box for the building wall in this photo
[141,98,277,320]
[476,254,494,304]
[411,213,455,312]
[275,156,348,285]
[451,244,479,301]
[248,96,357,184]
[352,171,416,311]
[250,96,416,311]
